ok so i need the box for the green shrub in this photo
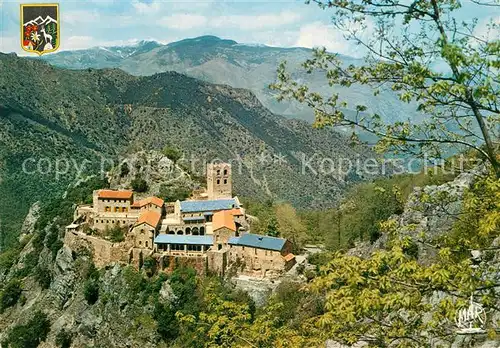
[35,266,52,289]
[0,248,19,273]
[296,263,305,275]
[105,224,126,243]
[55,329,73,348]
[143,257,156,277]
[131,176,148,192]
[2,310,50,348]
[83,260,99,281]
[159,183,191,202]
[403,239,419,259]
[16,250,40,278]
[162,145,182,163]
[120,162,130,177]
[84,279,99,305]
[153,302,179,340]
[0,279,22,312]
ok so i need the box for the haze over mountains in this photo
[43,35,423,124]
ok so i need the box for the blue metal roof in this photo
[228,236,240,245]
[180,199,238,213]
[154,235,213,245]
[228,233,286,251]
[183,216,205,221]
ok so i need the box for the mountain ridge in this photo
[42,35,424,124]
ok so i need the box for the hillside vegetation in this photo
[0,53,374,247]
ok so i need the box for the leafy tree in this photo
[35,266,52,289]
[3,310,50,348]
[162,145,183,164]
[84,279,99,305]
[159,183,191,202]
[275,203,308,252]
[120,162,130,177]
[55,329,73,348]
[272,0,500,178]
[131,176,148,193]
[104,224,126,243]
[306,172,500,346]
[154,302,179,341]
[45,225,63,260]
[0,279,22,312]
[178,281,253,347]
[266,217,279,237]
[143,256,156,277]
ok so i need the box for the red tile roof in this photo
[213,210,237,232]
[98,190,133,200]
[131,196,164,208]
[136,211,162,228]
[228,208,243,216]
[283,253,295,262]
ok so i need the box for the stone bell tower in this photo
[207,163,232,200]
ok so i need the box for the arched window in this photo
[200,227,205,235]
[177,230,183,235]
[223,169,228,175]
[186,228,191,235]
[192,227,199,235]
[146,241,148,248]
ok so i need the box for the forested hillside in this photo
[0,53,374,247]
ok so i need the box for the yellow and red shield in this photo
[20,3,60,55]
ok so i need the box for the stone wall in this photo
[228,245,288,278]
[92,214,137,231]
[158,254,207,276]
[207,250,227,276]
[64,230,130,268]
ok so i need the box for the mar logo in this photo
[21,3,60,55]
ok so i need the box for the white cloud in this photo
[131,0,162,15]
[64,10,100,24]
[295,22,350,53]
[157,14,208,30]
[210,11,301,30]
[294,21,372,57]
[155,10,301,31]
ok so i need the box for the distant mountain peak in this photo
[136,39,161,46]
[167,35,238,48]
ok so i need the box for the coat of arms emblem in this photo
[21,3,60,55]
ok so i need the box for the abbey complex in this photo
[64,163,296,278]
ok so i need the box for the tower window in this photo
[223,179,227,184]
[217,179,220,184]
[217,170,221,175]
[223,169,228,175]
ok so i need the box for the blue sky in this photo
[0,0,498,56]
